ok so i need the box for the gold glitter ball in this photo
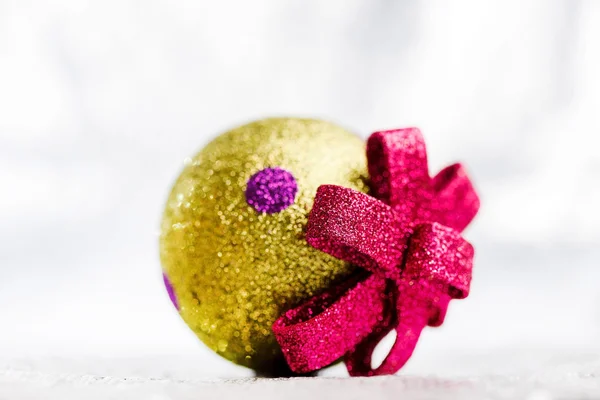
[160,118,368,374]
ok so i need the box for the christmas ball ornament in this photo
[160,118,368,374]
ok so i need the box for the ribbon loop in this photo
[405,223,474,299]
[367,128,430,225]
[430,164,481,232]
[307,185,407,280]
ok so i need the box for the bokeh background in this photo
[1,0,600,380]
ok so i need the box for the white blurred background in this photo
[1,0,600,380]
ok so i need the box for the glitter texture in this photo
[159,118,368,374]
[273,127,480,376]
[245,167,298,213]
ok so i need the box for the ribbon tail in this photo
[344,310,395,377]
[273,273,388,373]
[430,163,480,232]
[345,298,428,377]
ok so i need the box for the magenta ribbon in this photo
[272,128,480,376]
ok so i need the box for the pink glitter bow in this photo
[273,128,480,376]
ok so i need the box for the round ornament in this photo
[160,118,368,374]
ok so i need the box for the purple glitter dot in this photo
[245,167,298,214]
[163,273,179,310]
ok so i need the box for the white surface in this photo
[1,0,600,397]
[2,352,600,399]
